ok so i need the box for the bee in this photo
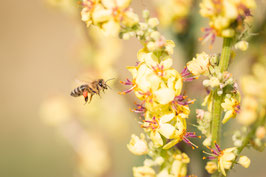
[70,78,114,104]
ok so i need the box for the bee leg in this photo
[97,90,102,98]
[88,94,94,103]
[83,91,89,104]
[84,96,88,105]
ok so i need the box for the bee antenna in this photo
[105,78,115,83]
[107,85,112,89]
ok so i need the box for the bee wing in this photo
[75,79,90,85]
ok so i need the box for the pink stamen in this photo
[120,78,133,85]
[138,90,153,103]
[152,64,164,77]
[141,116,159,130]
[119,85,136,95]
[203,142,223,160]
[199,27,217,48]
[182,132,200,149]
[214,142,221,153]
[181,67,198,82]
[172,95,195,110]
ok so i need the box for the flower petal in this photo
[154,88,175,104]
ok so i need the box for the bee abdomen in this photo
[70,85,88,97]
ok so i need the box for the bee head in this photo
[98,79,108,90]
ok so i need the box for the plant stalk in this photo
[210,37,233,177]
[211,38,233,146]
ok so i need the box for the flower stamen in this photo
[181,67,198,82]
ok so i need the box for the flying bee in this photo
[70,78,115,104]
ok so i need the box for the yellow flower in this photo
[157,152,189,177]
[238,156,251,168]
[218,147,237,176]
[123,49,183,105]
[133,166,156,177]
[154,88,176,104]
[200,0,256,38]
[81,0,138,36]
[171,153,190,176]
[221,97,240,124]
[127,133,149,155]
[187,52,210,76]
[205,161,217,174]
[142,113,185,148]
[203,143,236,176]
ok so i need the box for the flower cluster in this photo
[132,148,190,177]
[186,52,241,124]
[119,11,199,153]
[199,0,256,45]
[113,9,200,176]
[203,143,250,176]
[153,0,193,33]
[122,45,198,150]
[81,0,139,36]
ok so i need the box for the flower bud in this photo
[202,80,209,87]
[137,31,144,36]
[142,9,150,19]
[140,23,148,31]
[156,157,165,165]
[144,159,154,167]
[221,28,235,37]
[238,156,251,168]
[148,18,159,28]
[205,161,217,174]
[127,134,149,155]
[256,126,266,139]
[235,41,249,51]
[122,33,131,40]
[217,90,223,96]
[147,42,156,51]
[234,140,242,147]
[133,166,156,177]
[150,31,161,41]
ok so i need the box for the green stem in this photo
[210,38,233,177]
[211,38,233,148]
[211,91,223,146]
[219,38,233,72]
